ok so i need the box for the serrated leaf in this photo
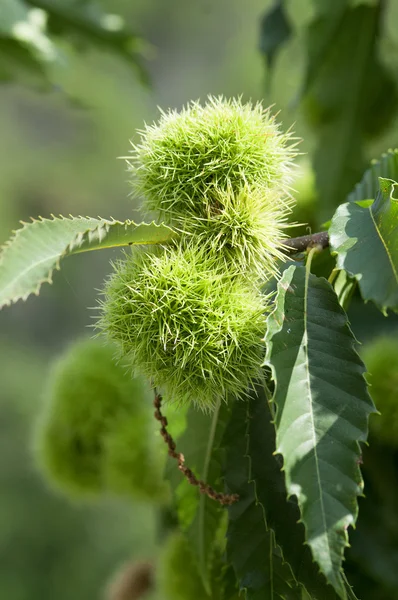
[346,149,398,204]
[329,177,398,314]
[244,386,348,600]
[0,216,176,308]
[165,400,230,595]
[265,264,374,597]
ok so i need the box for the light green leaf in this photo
[0,216,176,309]
[329,177,398,314]
[332,270,357,311]
[265,264,374,597]
[165,401,230,595]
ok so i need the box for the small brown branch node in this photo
[153,389,239,506]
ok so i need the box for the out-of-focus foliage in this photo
[362,335,398,447]
[0,0,148,89]
[35,338,167,502]
[262,0,398,225]
[0,340,159,600]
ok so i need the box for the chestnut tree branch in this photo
[282,231,330,254]
[153,390,239,506]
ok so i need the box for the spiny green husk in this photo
[191,182,292,278]
[361,335,398,447]
[34,338,167,501]
[98,243,268,411]
[128,96,295,224]
[99,97,296,411]
[127,96,297,280]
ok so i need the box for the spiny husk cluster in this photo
[100,97,297,410]
[34,338,167,501]
[127,96,296,276]
[99,244,267,411]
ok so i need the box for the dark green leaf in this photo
[244,387,348,600]
[265,264,374,596]
[302,5,398,221]
[0,216,176,309]
[224,397,302,600]
[329,177,398,314]
[259,0,292,69]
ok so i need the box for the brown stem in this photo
[282,231,329,254]
[153,390,239,506]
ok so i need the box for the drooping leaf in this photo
[302,5,398,221]
[259,0,292,69]
[0,216,176,308]
[224,397,302,600]
[346,149,398,204]
[329,177,398,314]
[165,401,231,595]
[265,264,375,597]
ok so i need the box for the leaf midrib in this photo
[303,259,332,574]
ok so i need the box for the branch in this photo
[282,231,330,254]
[153,390,239,506]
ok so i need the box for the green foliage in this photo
[0,0,147,90]
[35,338,166,502]
[128,96,296,275]
[300,4,398,221]
[224,394,303,600]
[361,336,398,447]
[346,149,398,204]
[265,263,375,597]
[165,401,231,592]
[330,177,398,314]
[225,387,358,600]
[158,533,216,599]
[0,341,152,600]
[99,243,268,410]
[0,216,176,309]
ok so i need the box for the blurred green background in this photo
[1,0,398,598]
